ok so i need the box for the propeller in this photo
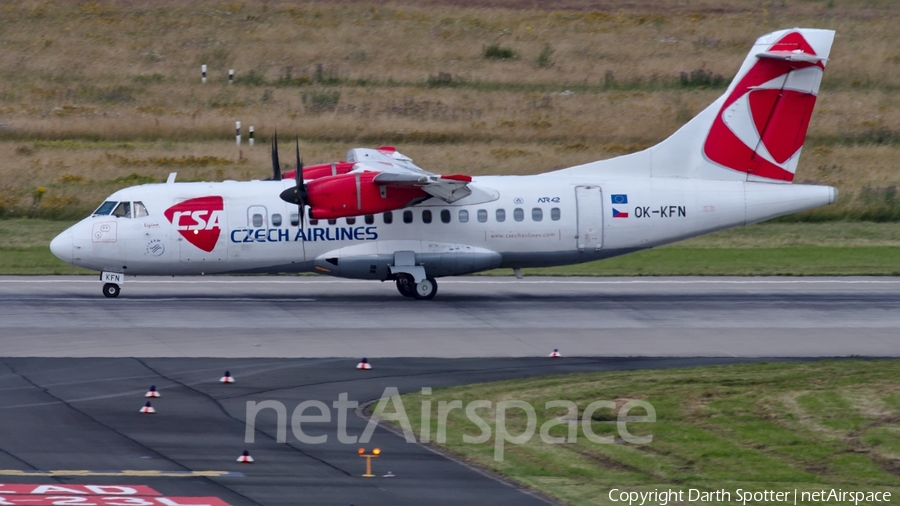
[279,136,308,233]
[270,131,281,180]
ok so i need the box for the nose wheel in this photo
[102,283,121,298]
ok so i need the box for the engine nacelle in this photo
[307,172,428,219]
[283,162,354,181]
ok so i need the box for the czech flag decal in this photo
[613,208,629,218]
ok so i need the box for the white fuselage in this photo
[50,174,835,279]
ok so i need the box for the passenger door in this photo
[575,186,603,251]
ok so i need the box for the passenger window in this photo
[532,208,543,222]
[496,209,506,222]
[403,210,413,224]
[290,213,300,227]
[328,219,337,225]
[308,208,318,226]
[133,201,149,218]
[272,214,283,227]
[477,209,487,223]
[514,208,524,222]
[551,207,561,221]
[346,217,356,225]
[422,210,432,224]
[365,214,375,225]
[383,211,393,224]
[441,209,451,223]
[248,206,268,228]
[459,210,469,223]
[112,202,132,218]
[93,201,116,216]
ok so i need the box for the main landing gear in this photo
[395,274,438,300]
[102,283,121,298]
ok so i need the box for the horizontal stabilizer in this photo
[756,50,827,62]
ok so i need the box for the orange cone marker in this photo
[237,450,254,463]
[145,385,160,398]
[356,358,372,370]
[549,349,561,358]
[140,401,156,414]
[220,371,235,384]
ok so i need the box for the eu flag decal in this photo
[611,194,628,204]
[612,208,629,218]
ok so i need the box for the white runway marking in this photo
[0,297,317,302]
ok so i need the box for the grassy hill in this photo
[0,0,899,220]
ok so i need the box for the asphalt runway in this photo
[0,356,814,506]
[2,276,898,505]
[1,276,899,357]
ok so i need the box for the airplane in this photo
[50,28,837,300]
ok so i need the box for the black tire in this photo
[413,277,438,300]
[103,283,120,298]
[396,275,415,298]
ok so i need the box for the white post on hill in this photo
[249,126,254,147]
[228,69,234,84]
[201,64,207,83]
[235,121,241,146]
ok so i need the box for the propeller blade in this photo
[295,136,306,233]
[271,131,281,180]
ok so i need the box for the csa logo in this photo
[164,196,225,252]
[703,31,823,182]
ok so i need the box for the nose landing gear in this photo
[102,283,121,298]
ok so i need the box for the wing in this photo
[346,147,474,203]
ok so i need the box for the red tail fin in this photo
[703,31,827,182]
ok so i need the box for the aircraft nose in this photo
[50,228,74,263]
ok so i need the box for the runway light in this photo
[358,448,380,477]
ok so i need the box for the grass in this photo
[506,247,900,276]
[0,246,93,275]
[394,360,900,505]
[2,138,900,221]
[0,1,899,222]
[0,219,93,274]
[4,219,899,276]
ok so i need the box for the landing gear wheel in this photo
[413,277,438,300]
[395,275,415,298]
[102,283,121,298]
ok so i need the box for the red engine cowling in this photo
[283,161,355,181]
[307,172,428,219]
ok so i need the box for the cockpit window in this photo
[93,201,117,216]
[112,201,132,218]
[134,201,149,218]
